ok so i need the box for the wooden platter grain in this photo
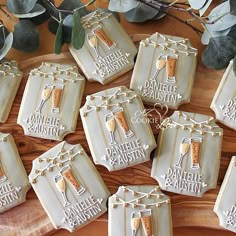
[0,34,235,236]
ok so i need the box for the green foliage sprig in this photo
[0,0,114,60]
[109,0,236,70]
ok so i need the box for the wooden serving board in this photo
[0,34,235,236]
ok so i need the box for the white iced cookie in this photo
[69,9,137,85]
[151,111,223,197]
[211,60,236,130]
[80,86,157,171]
[214,156,236,233]
[17,62,85,141]
[0,60,23,123]
[28,141,110,232]
[109,186,173,236]
[130,32,197,109]
[0,133,30,213]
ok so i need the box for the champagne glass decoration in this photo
[105,113,117,145]
[87,33,102,59]
[166,54,178,83]
[113,108,134,138]
[175,137,190,168]
[54,175,70,207]
[140,209,153,236]
[35,84,53,114]
[131,211,141,236]
[150,55,166,80]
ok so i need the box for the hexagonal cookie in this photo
[17,62,85,141]
[80,86,156,171]
[69,9,137,85]
[130,32,197,109]
[151,111,223,197]
[0,133,30,213]
[109,185,172,236]
[29,141,110,232]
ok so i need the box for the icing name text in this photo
[222,98,236,122]
[95,49,129,77]
[26,113,62,137]
[63,195,102,228]
[0,183,19,207]
[142,80,182,103]
[225,204,236,227]
[106,139,145,166]
[163,168,206,193]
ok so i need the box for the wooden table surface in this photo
[1,0,235,235]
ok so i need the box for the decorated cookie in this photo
[28,141,110,232]
[109,186,173,236]
[0,60,23,123]
[214,156,236,233]
[69,10,137,85]
[0,133,30,213]
[17,62,85,141]
[130,32,197,109]
[151,111,223,197]
[211,60,236,130]
[80,86,156,171]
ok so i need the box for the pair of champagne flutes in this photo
[151,54,178,83]
[54,165,86,207]
[105,107,134,145]
[35,84,64,114]
[131,209,153,236]
[87,25,116,59]
[175,137,202,170]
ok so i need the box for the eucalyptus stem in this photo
[40,0,96,21]
[138,0,203,36]
[164,10,203,36]
[40,0,60,22]
[0,6,11,20]
[73,0,96,12]
[139,0,230,26]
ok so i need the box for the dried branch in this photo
[137,0,203,36]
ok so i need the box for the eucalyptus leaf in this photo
[202,36,236,69]
[199,0,213,16]
[207,1,236,31]
[48,19,59,35]
[0,32,13,61]
[13,3,46,18]
[152,7,167,20]
[201,25,231,45]
[54,20,63,54]
[29,10,50,25]
[108,0,139,13]
[0,26,9,49]
[123,2,159,22]
[227,24,236,39]
[233,55,236,76]
[63,14,73,27]
[40,0,59,20]
[7,0,37,14]
[188,0,207,10]
[230,0,236,16]
[12,20,39,52]
[71,10,85,50]
[62,15,73,43]
[59,0,89,17]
